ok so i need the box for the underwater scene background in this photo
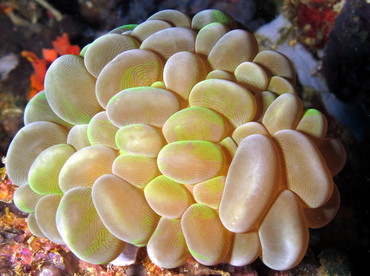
[0,0,369,275]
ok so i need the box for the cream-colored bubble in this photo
[87,111,119,149]
[189,79,256,127]
[59,145,117,192]
[141,27,196,59]
[267,76,296,95]
[163,51,208,100]
[219,134,281,233]
[181,204,232,266]
[208,29,258,72]
[27,213,45,238]
[296,109,328,141]
[304,184,340,229]
[67,124,90,150]
[253,50,296,84]
[259,190,308,271]
[13,184,43,213]
[191,9,236,30]
[229,232,260,266]
[193,176,225,209]
[7,121,67,186]
[162,106,227,143]
[157,140,225,185]
[35,194,64,244]
[28,144,75,194]
[92,174,160,246]
[112,154,160,189]
[84,33,139,77]
[107,87,180,128]
[147,217,190,269]
[131,20,172,42]
[274,130,333,208]
[235,62,269,93]
[147,9,191,28]
[144,175,193,218]
[195,22,229,56]
[115,124,164,157]
[56,187,125,264]
[262,93,303,134]
[24,91,73,129]
[44,55,102,124]
[96,49,163,108]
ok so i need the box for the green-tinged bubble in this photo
[144,175,192,218]
[24,91,73,128]
[87,111,119,149]
[157,140,225,185]
[112,154,160,189]
[107,87,179,128]
[7,121,67,187]
[35,194,64,244]
[44,54,102,125]
[92,174,160,246]
[59,145,117,192]
[296,109,328,140]
[147,217,190,268]
[162,106,227,143]
[13,185,43,213]
[189,79,256,127]
[181,204,231,265]
[56,187,125,264]
[115,124,164,157]
[28,144,75,195]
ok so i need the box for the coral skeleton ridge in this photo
[6,9,346,271]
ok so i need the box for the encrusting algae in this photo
[5,9,346,271]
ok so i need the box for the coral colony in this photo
[6,9,346,271]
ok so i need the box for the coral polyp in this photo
[6,9,346,271]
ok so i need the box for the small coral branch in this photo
[33,0,63,21]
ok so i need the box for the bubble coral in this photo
[6,9,346,271]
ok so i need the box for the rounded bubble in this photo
[7,9,346,271]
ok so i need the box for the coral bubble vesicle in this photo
[157,140,225,185]
[189,79,256,127]
[140,27,196,59]
[56,187,125,264]
[24,91,73,129]
[182,203,232,266]
[13,184,43,213]
[6,9,346,271]
[148,9,191,28]
[84,33,140,78]
[96,49,163,108]
[106,87,180,128]
[35,194,64,244]
[92,174,160,246]
[259,190,309,270]
[163,51,208,100]
[208,29,259,72]
[147,217,190,269]
[195,22,230,56]
[144,175,193,218]
[219,134,281,233]
[115,124,164,156]
[28,144,75,194]
[131,20,172,42]
[162,106,227,143]
[7,121,68,186]
[58,145,117,192]
[44,55,102,125]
